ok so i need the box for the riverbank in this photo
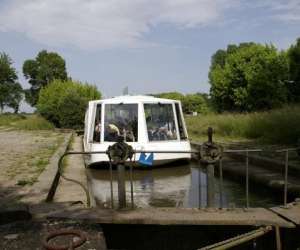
[186,105,300,145]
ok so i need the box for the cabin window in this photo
[93,104,102,142]
[144,103,178,141]
[104,104,138,142]
[175,103,187,140]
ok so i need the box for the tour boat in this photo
[83,95,191,166]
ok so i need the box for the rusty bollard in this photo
[106,140,134,209]
[200,127,222,208]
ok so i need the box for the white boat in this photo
[83,95,191,166]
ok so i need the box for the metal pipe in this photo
[56,149,263,155]
[198,159,202,209]
[117,164,126,209]
[219,158,223,208]
[246,149,249,208]
[135,150,199,154]
[130,160,134,209]
[109,161,114,209]
[206,164,215,208]
[223,149,262,153]
[198,226,273,250]
[275,226,282,250]
[46,152,91,207]
[276,147,300,152]
[284,150,289,207]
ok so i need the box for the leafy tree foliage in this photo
[37,79,101,128]
[6,83,23,113]
[154,91,210,114]
[23,50,68,106]
[182,94,209,114]
[0,52,23,113]
[209,43,289,112]
[154,92,185,102]
[287,38,300,102]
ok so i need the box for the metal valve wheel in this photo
[200,141,223,164]
[106,141,134,164]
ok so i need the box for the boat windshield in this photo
[104,104,138,142]
[144,103,178,141]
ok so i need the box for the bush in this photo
[154,92,211,114]
[0,113,25,126]
[14,115,54,130]
[182,94,210,114]
[37,79,101,128]
[186,105,300,145]
[0,113,54,130]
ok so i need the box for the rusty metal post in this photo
[199,127,222,208]
[109,161,114,209]
[117,164,126,209]
[106,141,134,209]
[219,157,223,208]
[207,127,215,208]
[275,226,282,250]
[129,161,134,209]
[246,149,249,208]
[207,163,215,207]
[284,150,289,207]
[198,162,202,208]
[208,127,213,143]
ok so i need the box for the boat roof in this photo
[89,95,181,104]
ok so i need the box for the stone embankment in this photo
[191,142,300,199]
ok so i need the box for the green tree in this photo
[153,91,210,114]
[287,38,300,102]
[37,79,101,128]
[154,92,185,102]
[209,43,289,112]
[23,50,68,106]
[6,82,23,113]
[0,52,23,113]
[182,94,209,114]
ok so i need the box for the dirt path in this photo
[0,129,66,206]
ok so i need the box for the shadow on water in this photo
[88,160,278,208]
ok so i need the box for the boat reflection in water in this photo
[88,161,277,209]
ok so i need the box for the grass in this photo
[0,113,54,130]
[0,113,26,126]
[186,105,300,145]
[13,134,65,186]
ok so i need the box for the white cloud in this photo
[261,0,300,22]
[0,0,235,50]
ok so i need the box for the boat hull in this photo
[84,141,192,167]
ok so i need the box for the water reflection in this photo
[88,161,277,208]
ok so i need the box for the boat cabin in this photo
[84,95,191,166]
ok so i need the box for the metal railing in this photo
[46,145,300,210]
[218,149,263,209]
[275,147,300,207]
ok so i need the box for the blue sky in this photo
[0,0,300,111]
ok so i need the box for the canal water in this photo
[88,161,278,209]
